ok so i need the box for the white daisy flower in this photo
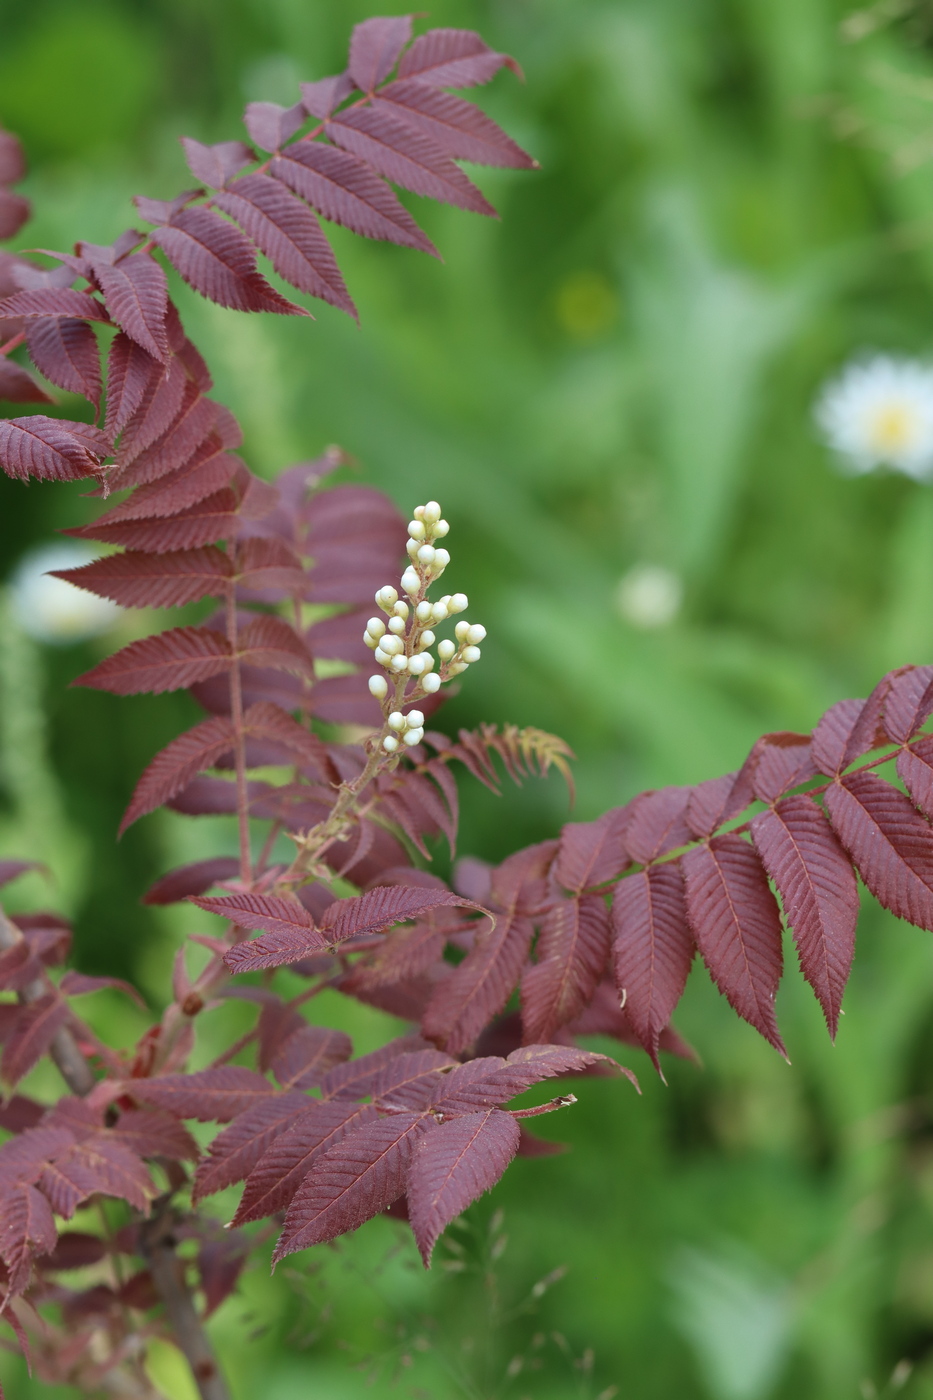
[616,564,682,629]
[815,355,933,481]
[9,543,120,644]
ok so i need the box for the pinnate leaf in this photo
[0,1183,57,1295]
[429,1044,623,1113]
[234,1101,378,1225]
[521,896,611,1044]
[271,1025,353,1090]
[152,207,307,314]
[142,857,241,906]
[554,808,631,894]
[0,415,106,482]
[396,28,521,87]
[321,886,484,943]
[683,835,786,1054]
[750,796,857,1038]
[243,101,307,153]
[53,546,233,609]
[120,715,236,833]
[623,787,692,864]
[423,911,533,1055]
[0,288,108,322]
[109,1108,199,1161]
[181,137,255,189]
[883,666,933,743]
[104,332,162,437]
[130,1066,273,1122]
[897,735,933,822]
[73,626,232,695]
[349,15,413,92]
[825,770,933,929]
[2,995,70,1089]
[273,1111,431,1260]
[408,1109,519,1265]
[192,1091,310,1202]
[376,81,535,168]
[26,317,101,408]
[88,254,168,362]
[0,359,52,404]
[611,860,694,1070]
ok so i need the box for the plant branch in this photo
[138,1206,230,1400]
[225,589,252,886]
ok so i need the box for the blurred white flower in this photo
[616,564,682,629]
[9,544,120,644]
[816,355,933,481]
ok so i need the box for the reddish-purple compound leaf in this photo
[396,28,521,87]
[685,774,740,840]
[101,451,235,524]
[104,332,161,438]
[88,254,168,362]
[113,388,219,488]
[26,317,101,408]
[192,1090,310,1202]
[0,415,104,482]
[243,702,335,779]
[142,857,241,906]
[181,137,255,189]
[623,787,693,864]
[810,698,867,776]
[129,1066,273,1123]
[554,807,632,894]
[52,546,233,609]
[243,101,307,154]
[0,357,53,404]
[376,81,536,169]
[327,107,495,215]
[273,1111,432,1261]
[408,1108,519,1265]
[367,1050,457,1110]
[272,1026,353,1091]
[152,207,307,314]
[120,715,236,833]
[109,1108,199,1161]
[752,732,818,804]
[73,626,231,696]
[117,355,188,462]
[0,1182,57,1295]
[321,886,484,943]
[898,735,933,822]
[300,74,356,120]
[195,890,317,938]
[1,995,70,1089]
[67,489,241,553]
[682,834,786,1055]
[238,614,315,678]
[0,1125,76,1186]
[234,1101,378,1225]
[134,189,203,227]
[0,289,108,322]
[429,1045,623,1114]
[611,861,694,1070]
[751,796,857,1038]
[215,173,355,315]
[423,913,533,1055]
[349,15,413,92]
[318,1035,430,1100]
[842,672,905,767]
[521,896,611,1044]
[271,141,437,255]
[825,770,933,929]
[38,1137,155,1217]
[60,971,146,1009]
[39,1231,108,1271]
[885,666,933,744]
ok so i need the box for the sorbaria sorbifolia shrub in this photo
[0,16,932,1400]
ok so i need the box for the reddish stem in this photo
[0,332,26,357]
[225,589,252,885]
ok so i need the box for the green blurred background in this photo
[4,0,933,1395]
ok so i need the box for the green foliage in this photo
[4,0,933,1395]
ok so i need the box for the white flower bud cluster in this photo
[363,502,487,746]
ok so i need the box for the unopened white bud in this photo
[416,601,433,622]
[388,711,406,731]
[466,624,486,645]
[438,639,456,661]
[407,538,421,560]
[462,645,482,664]
[380,634,404,656]
[388,616,406,636]
[447,661,467,676]
[383,734,399,753]
[393,601,409,620]
[448,593,468,614]
[407,520,426,541]
[391,654,408,672]
[366,617,386,638]
[434,519,449,537]
[422,501,441,524]
[431,601,449,623]
[403,727,424,747]
[408,654,428,676]
[419,652,434,672]
[413,504,426,520]
[433,548,450,571]
[418,629,435,649]
[376,586,398,611]
[417,544,436,566]
[401,565,420,596]
[422,672,441,693]
[405,710,425,729]
[364,633,379,649]
[374,648,392,668]
[455,620,471,641]
[368,674,388,699]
